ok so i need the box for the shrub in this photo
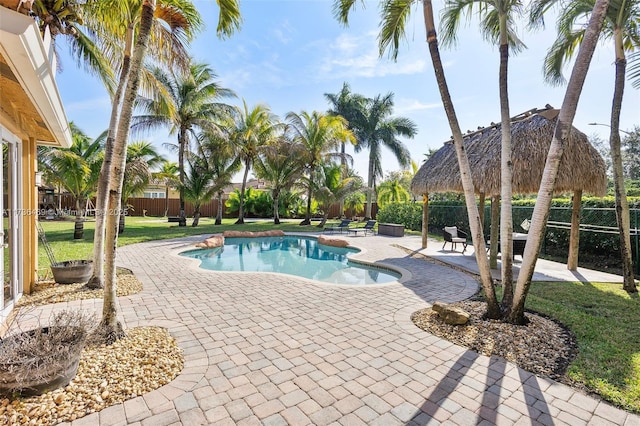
[376,202,422,231]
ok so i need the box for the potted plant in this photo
[0,311,93,396]
[50,260,93,284]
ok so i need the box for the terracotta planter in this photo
[0,326,86,396]
[51,260,93,284]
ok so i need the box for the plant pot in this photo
[0,326,86,396]
[51,260,93,284]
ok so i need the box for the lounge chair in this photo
[348,220,376,236]
[443,226,468,252]
[324,219,352,233]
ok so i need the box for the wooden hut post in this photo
[567,189,582,270]
[489,195,500,269]
[422,194,429,249]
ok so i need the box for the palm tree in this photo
[286,111,355,225]
[314,163,360,227]
[45,123,105,216]
[254,136,305,224]
[336,0,610,323]
[441,0,527,309]
[193,130,241,225]
[87,0,202,290]
[122,141,165,206]
[350,93,417,219]
[132,62,235,225]
[229,101,280,224]
[377,178,411,208]
[30,0,117,93]
[181,159,216,227]
[152,160,179,217]
[531,0,638,293]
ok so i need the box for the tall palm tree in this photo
[351,93,417,219]
[531,0,639,293]
[324,82,365,215]
[286,111,355,225]
[229,101,280,224]
[152,160,179,216]
[132,62,235,225]
[441,0,527,309]
[87,0,202,290]
[254,136,306,224]
[336,0,610,323]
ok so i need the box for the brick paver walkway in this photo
[32,233,638,425]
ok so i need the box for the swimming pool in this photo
[180,236,401,285]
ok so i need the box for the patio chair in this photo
[348,220,376,236]
[324,219,352,234]
[442,226,468,253]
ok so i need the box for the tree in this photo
[377,177,411,208]
[152,160,179,216]
[193,130,241,225]
[132,62,235,226]
[441,0,527,309]
[230,101,280,224]
[336,0,610,323]
[623,128,640,179]
[182,159,216,226]
[254,136,305,224]
[532,0,637,292]
[285,111,355,225]
[122,141,165,206]
[87,0,203,290]
[350,93,417,219]
[96,0,241,342]
[314,163,360,227]
[45,123,105,216]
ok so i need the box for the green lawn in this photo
[38,216,640,413]
[521,282,640,413]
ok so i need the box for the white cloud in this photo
[271,20,295,45]
[395,99,442,114]
[316,31,427,80]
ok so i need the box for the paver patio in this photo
[20,233,638,425]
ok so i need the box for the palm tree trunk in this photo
[192,207,200,227]
[300,169,313,225]
[101,0,155,343]
[365,150,375,220]
[178,127,187,226]
[422,0,501,319]
[236,161,250,224]
[509,0,610,324]
[164,185,169,217]
[490,195,500,269]
[87,23,133,290]
[498,31,514,311]
[609,29,637,293]
[273,191,280,224]
[216,191,223,225]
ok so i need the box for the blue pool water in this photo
[180,236,400,285]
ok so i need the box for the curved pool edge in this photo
[172,232,411,287]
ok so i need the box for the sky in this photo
[56,0,640,182]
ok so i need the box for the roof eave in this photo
[0,7,71,147]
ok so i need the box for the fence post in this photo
[635,209,639,276]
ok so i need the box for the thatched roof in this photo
[411,107,607,197]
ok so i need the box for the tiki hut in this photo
[411,106,607,270]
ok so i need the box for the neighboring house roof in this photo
[224,179,269,195]
[0,5,72,147]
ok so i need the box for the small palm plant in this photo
[182,160,216,227]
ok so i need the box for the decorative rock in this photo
[195,235,224,248]
[432,301,470,325]
[317,235,349,248]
